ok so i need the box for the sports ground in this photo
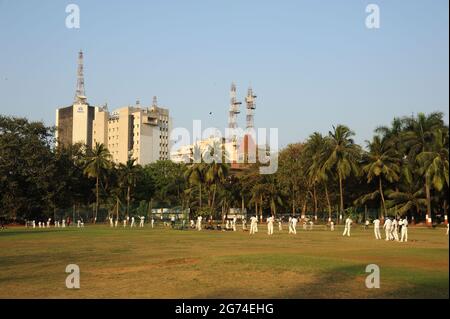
[0,225,448,299]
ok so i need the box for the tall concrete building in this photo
[93,99,172,165]
[56,51,172,165]
[55,97,96,148]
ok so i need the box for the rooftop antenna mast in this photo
[228,83,241,140]
[245,86,257,129]
[74,50,86,103]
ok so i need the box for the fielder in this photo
[400,217,408,242]
[139,216,145,228]
[342,217,352,237]
[249,216,258,235]
[291,216,298,235]
[392,218,399,241]
[373,218,381,239]
[267,216,274,235]
[383,218,393,241]
[196,216,202,231]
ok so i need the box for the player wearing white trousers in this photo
[342,217,352,237]
[291,217,298,235]
[196,216,202,231]
[249,216,258,235]
[400,218,408,242]
[392,219,399,241]
[383,218,393,241]
[139,216,145,228]
[373,219,381,239]
[267,216,274,235]
[330,221,335,231]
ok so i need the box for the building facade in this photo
[56,99,172,166]
[55,97,95,148]
[92,101,172,165]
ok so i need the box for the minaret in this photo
[245,87,257,129]
[228,83,241,140]
[74,50,86,103]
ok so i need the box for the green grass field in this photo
[0,224,448,299]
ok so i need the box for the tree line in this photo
[0,112,448,223]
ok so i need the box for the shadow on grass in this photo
[198,264,449,299]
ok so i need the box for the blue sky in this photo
[0,0,448,147]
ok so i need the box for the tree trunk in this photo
[95,175,99,223]
[127,185,130,217]
[199,184,202,209]
[338,173,344,214]
[116,197,119,221]
[379,177,386,219]
[324,183,332,220]
[313,184,318,214]
[425,177,432,223]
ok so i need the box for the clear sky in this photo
[0,0,448,147]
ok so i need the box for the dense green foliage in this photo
[0,112,448,223]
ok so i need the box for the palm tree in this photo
[304,133,333,220]
[417,128,449,222]
[185,163,206,210]
[118,158,141,217]
[322,125,361,217]
[360,135,401,218]
[83,143,112,223]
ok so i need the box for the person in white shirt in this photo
[278,218,283,231]
[330,221,335,231]
[151,218,155,229]
[342,217,352,237]
[291,217,298,235]
[232,217,237,232]
[196,216,203,231]
[392,218,399,241]
[249,216,258,235]
[242,218,247,231]
[400,217,408,242]
[288,217,293,234]
[139,216,145,228]
[267,216,274,235]
[383,218,393,241]
[373,218,381,239]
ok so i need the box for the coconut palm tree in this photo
[359,135,401,218]
[417,128,449,222]
[83,143,112,223]
[322,125,362,216]
[117,157,141,217]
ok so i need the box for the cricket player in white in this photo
[267,216,274,235]
[249,216,257,235]
[330,221,335,231]
[109,217,113,227]
[151,218,155,229]
[196,216,202,231]
[278,218,282,231]
[242,218,247,231]
[254,216,259,233]
[392,218,399,241]
[383,218,393,241]
[62,220,65,228]
[288,217,293,234]
[32,220,36,228]
[400,217,408,242]
[291,217,298,235]
[139,216,145,228]
[233,217,237,231]
[373,218,381,239]
[342,217,352,237]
